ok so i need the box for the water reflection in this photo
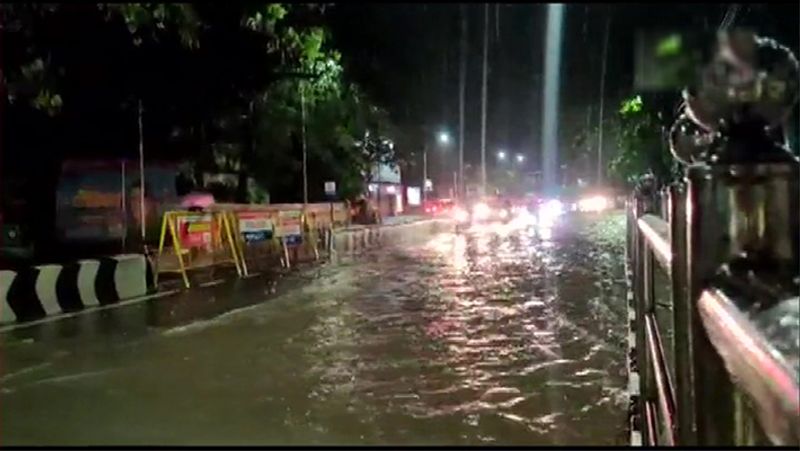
[0,214,629,446]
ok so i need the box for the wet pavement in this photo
[0,211,629,446]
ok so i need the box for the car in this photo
[452,197,517,229]
[423,198,455,216]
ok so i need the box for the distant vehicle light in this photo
[578,195,609,213]
[472,202,491,220]
[538,199,564,225]
[541,199,563,216]
[453,207,469,222]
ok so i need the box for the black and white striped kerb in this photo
[0,254,154,324]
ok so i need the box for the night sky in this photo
[329,2,799,180]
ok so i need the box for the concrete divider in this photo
[332,219,451,256]
[113,254,149,300]
[0,254,153,325]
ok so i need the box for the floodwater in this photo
[0,212,629,446]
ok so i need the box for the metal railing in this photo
[625,29,800,447]
[627,165,800,446]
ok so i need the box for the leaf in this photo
[656,34,682,57]
[619,95,643,115]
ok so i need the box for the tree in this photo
[607,95,674,186]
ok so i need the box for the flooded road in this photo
[0,212,629,446]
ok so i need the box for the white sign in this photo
[406,186,421,206]
[238,212,274,242]
[238,214,273,233]
[276,210,303,238]
[370,163,401,185]
[424,179,433,192]
[324,181,336,196]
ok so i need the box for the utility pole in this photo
[458,4,467,199]
[300,82,308,207]
[495,4,500,41]
[586,105,593,180]
[596,14,610,185]
[480,3,489,194]
[138,99,146,245]
[422,142,428,204]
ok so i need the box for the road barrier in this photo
[154,210,241,288]
[153,202,350,283]
[0,254,153,324]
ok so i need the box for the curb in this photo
[625,258,643,447]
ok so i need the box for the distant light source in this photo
[438,131,450,145]
[497,151,507,161]
[386,185,396,194]
[515,154,525,163]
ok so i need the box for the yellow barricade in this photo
[152,202,349,288]
[154,210,242,288]
[277,209,319,269]
[225,208,282,276]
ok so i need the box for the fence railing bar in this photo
[645,400,659,446]
[698,288,800,445]
[636,214,672,273]
[646,313,678,446]
[637,214,671,273]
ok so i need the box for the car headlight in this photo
[538,199,564,225]
[541,199,563,216]
[472,202,491,220]
[453,207,469,222]
[578,196,609,212]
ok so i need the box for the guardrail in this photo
[627,164,799,446]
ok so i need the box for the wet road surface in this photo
[0,212,629,446]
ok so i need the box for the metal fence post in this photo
[686,165,736,446]
[633,180,657,445]
[669,181,695,445]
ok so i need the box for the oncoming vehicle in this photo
[423,198,454,216]
[452,196,517,230]
[559,186,619,214]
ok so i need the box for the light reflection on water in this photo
[0,214,629,446]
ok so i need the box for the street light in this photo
[424,129,452,204]
[515,153,525,163]
[497,150,507,161]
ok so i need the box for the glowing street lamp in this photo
[515,153,525,163]
[438,131,451,145]
[497,150,507,161]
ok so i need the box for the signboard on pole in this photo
[176,213,213,248]
[370,163,401,185]
[276,210,303,245]
[407,186,421,206]
[238,211,274,243]
[324,181,336,197]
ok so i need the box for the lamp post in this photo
[423,129,451,204]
